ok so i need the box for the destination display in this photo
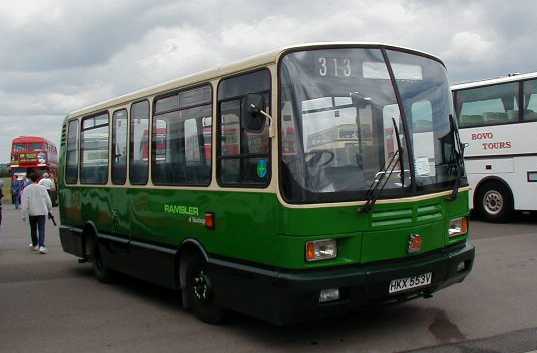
[315,56,356,78]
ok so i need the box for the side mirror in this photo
[243,93,266,132]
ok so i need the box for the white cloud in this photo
[443,31,495,64]
[0,0,61,27]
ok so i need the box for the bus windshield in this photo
[12,143,44,152]
[30,143,44,151]
[13,144,26,152]
[279,47,460,203]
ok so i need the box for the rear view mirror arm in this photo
[251,105,274,138]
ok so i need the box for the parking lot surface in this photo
[0,206,536,353]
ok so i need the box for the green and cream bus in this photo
[59,42,475,325]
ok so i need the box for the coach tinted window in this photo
[130,101,150,185]
[217,69,271,187]
[65,119,79,184]
[456,82,519,127]
[111,109,128,185]
[80,113,109,184]
[523,79,537,121]
[152,84,212,186]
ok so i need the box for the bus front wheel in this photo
[183,253,224,324]
[476,181,513,222]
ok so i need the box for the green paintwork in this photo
[59,159,470,270]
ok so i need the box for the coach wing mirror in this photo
[244,93,274,137]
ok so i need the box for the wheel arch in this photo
[473,176,514,208]
[176,238,209,302]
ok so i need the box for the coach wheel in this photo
[92,240,112,283]
[476,181,513,222]
[183,253,224,324]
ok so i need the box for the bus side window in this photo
[80,113,109,185]
[523,79,537,121]
[65,119,79,184]
[130,100,150,185]
[456,82,519,127]
[179,86,212,185]
[151,84,212,186]
[112,109,128,185]
[217,69,271,187]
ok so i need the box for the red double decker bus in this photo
[9,136,59,202]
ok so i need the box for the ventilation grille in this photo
[416,204,443,222]
[371,208,413,227]
[370,203,443,227]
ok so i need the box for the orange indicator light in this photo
[306,242,316,261]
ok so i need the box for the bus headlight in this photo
[306,239,337,262]
[448,217,468,238]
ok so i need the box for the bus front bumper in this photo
[208,241,475,325]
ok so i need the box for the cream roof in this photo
[66,42,442,120]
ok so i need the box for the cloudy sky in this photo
[1,0,536,162]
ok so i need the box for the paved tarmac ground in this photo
[0,205,536,353]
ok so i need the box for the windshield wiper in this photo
[361,117,404,213]
[449,114,465,200]
[392,117,405,187]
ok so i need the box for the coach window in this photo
[152,84,212,186]
[111,109,128,185]
[217,69,271,187]
[65,119,79,184]
[80,113,109,184]
[130,100,150,185]
[456,82,519,127]
[523,79,537,121]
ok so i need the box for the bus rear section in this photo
[452,72,537,222]
[58,43,474,325]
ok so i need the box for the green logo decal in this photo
[257,159,268,178]
[164,204,199,216]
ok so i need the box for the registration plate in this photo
[389,272,432,294]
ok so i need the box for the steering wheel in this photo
[304,150,335,168]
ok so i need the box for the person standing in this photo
[12,176,25,209]
[38,173,56,205]
[21,172,52,254]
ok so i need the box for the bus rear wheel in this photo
[92,240,112,283]
[476,181,513,222]
[183,253,224,324]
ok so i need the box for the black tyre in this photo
[92,240,113,283]
[183,253,224,324]
[476,181,513,222]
